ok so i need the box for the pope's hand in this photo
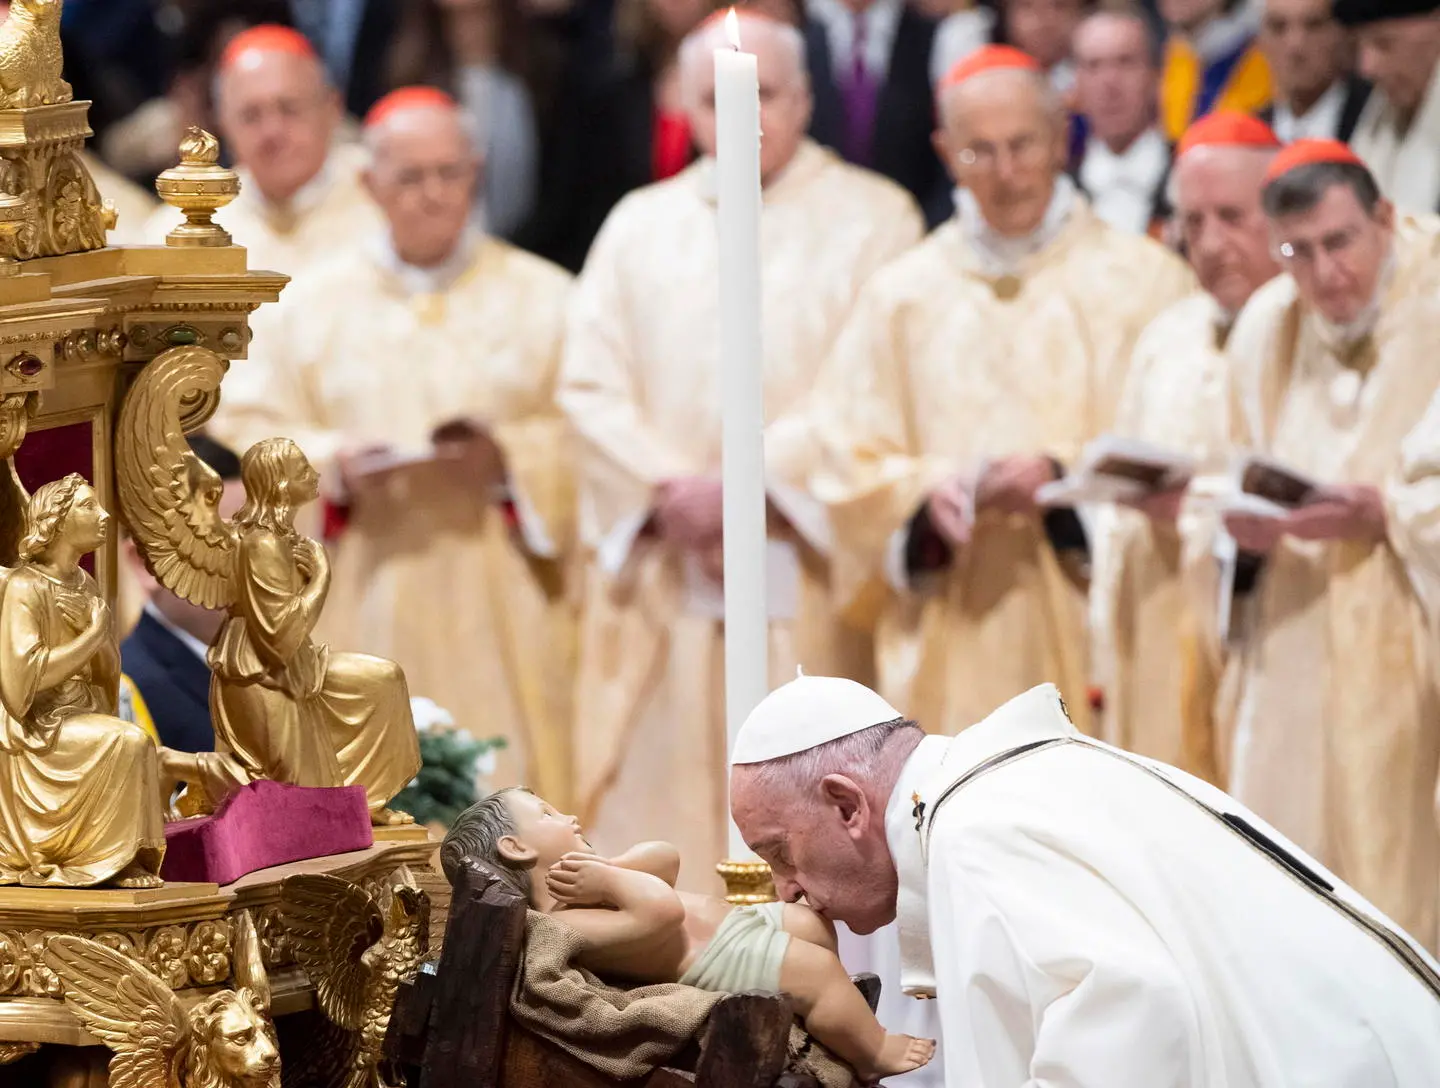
[1282,484,1387,544]
[1121,485,1187,524]
[926,476,972,548]
[547,853,615,908]
[655,476,724,548]
[976,455,1057,516]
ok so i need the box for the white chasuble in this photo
[811,198,1193,738]
[1218,221,1440,951]
[559,141,924,889]
[230,236,576,806]
[889,686,1440,1087]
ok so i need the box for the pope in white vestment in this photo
[233,91,575,805]
[558,14,923,886]
[730,676,1440,1088]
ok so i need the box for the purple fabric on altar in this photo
[14,420,97,574]
[161,780,374,886]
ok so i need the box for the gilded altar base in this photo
[0,838,448,1074]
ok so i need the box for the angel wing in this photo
[115,345,238,610]
[278,874,384,1032]
[44,934,188,1088]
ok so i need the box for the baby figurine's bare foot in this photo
[865,1033,936,1080]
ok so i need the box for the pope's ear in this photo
[497,834,537,866]
[819,773,870,836]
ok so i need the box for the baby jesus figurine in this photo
[441,788,935,1083]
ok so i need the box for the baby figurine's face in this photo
[498,790,593,876]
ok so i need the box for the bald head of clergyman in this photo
[729,675,924,934]
[677,11,813,185]
[934,47,1070,239]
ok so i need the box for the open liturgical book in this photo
[344,418,505,487]
[1036,435,1196,506]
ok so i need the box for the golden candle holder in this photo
[716,858,776,906]
[155,127,240,247]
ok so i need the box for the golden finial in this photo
[179,126,221,166]
[155,126,240,248]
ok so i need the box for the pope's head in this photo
[214,25,342,207]
[729,676,925,934]
[1171,112,1282,315]
[678,11,813,185]
[935,47,1069,239]
[1261,140,1394,327]
[362,88,482,269]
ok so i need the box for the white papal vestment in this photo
[886,685,1440,1087]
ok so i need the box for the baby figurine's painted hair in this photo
[440,786,533,898]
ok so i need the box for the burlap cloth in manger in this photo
[510,909,855,1086]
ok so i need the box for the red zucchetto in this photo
[363,87,459,130]
[1263,138,1367,184]
[219,25,317,73]
[939,45,1042,92]
[1176,111,1281,159]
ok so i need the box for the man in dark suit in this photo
[121,435,244,754]
[1257,0,1370,140]
[804,0,955,226]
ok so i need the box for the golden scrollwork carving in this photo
[0,1040,38,1064]
[45,910,281,1088]
[0,918,237,998]
[278,873,429,1088]
[252,906,295,972]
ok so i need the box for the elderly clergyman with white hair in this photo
[730,674,1440,1086]
[559,9,923,887]
[233,87,576,809]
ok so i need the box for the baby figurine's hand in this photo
[547,854,614,907]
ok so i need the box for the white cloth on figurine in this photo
[679,901,790,993]
[887,685,1440,1087]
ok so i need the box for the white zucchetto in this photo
[730,673,904,765]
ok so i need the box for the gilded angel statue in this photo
[0,473,167,887]
[278,872,429,1088]
[117,347,421,825]
[45,911,282,1088]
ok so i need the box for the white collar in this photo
[1272,80,1346,142]
[370,225,481,296]
[142,599,212,664]
[955,173,1078,277]
[886,684,1079,997]
[1083,127,1168,186]
[237,156,335,223]
[1187,8,1259,64]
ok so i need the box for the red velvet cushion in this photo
[162,780,373,886]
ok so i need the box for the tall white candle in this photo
[714,10,768,861]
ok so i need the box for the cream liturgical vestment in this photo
[232,233,575,804]
[1216,222,1440,951]
[559,141,923,887]
[1351,68,1440,216]
[1091,292,1233,781]
[812,190,1192,737]
[889,685,1440,1087]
